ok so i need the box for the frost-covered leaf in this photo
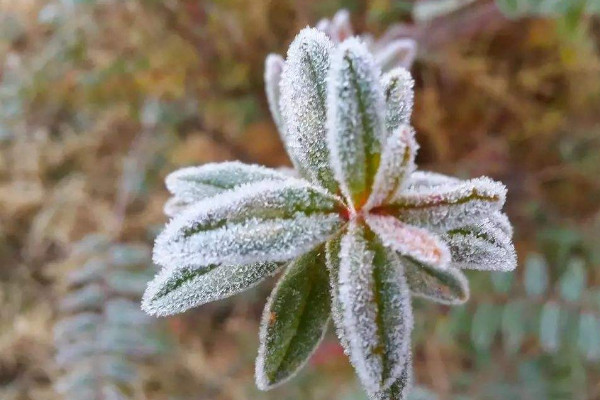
[382,68,415,135]
[402,257,469,305]
[376,40,417,75]
[265,54,285,135]
[524,253,549,297]
[256,248,330,390]
[327,37,386,209]
[444,212,516,271]
[329,9,353,42]
[154,178,344,270]
[325,230,347,351]
[165,162,288,204]
[365,125,418,209]
[373,353,413,400]
[365,214,450,269]
[142,262,281,316]
[280,28,338,192]
[388,177,507,231]
[337,221,413,396]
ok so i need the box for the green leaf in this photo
[142,262,282,316]
[165,162,288,204]
[558,258,586,303]
[382,67,414,135]
[373,354,413,400]
[470,302,500,352]
[491,271,514,294]
[327,38,385,209]
[336,221,413,396]
[154,178,344,271]
[577,312,600,361]
[524,253,549,297]
[255,247,331,390]
[279,28,339,192]
[403,257,469,305]
[539,301,562,353]
[501,300,526,355]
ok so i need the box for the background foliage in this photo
[1,0,599,399]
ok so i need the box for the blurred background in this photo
[1,0,600,399]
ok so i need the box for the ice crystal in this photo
[145,15,517,400]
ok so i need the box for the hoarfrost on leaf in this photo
[327,37,385,208]
[337,221,413,396]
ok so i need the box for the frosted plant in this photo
[144,25,516,400]
[55,235,164,400]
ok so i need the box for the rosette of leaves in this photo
[55,235,164,400]
[144,28,516,400]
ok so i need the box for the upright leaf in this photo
[279,28,338,192]
[336,221,413,396]
[375,40,417,72]
[327,38,386,209]
[256,248,331,389]
[382,67,414,134]
[365,125,418,209]
[264,54,286,135]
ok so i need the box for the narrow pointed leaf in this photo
[327,38,386,209]
[265,54,286,135]
[376,39,417,72]
[382,67,414,135]
[154,178,344,270]
[402,256,469,305]
[337,221,413,395]
[365,125,418,209]
[444,212,516,271]
[142,262,281,316]
[165,162,287,203]
[366,214,450,269]
[372,353,413,400]
[388,177,507,231]
[280,28,338,192]
[256,248,331,390]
